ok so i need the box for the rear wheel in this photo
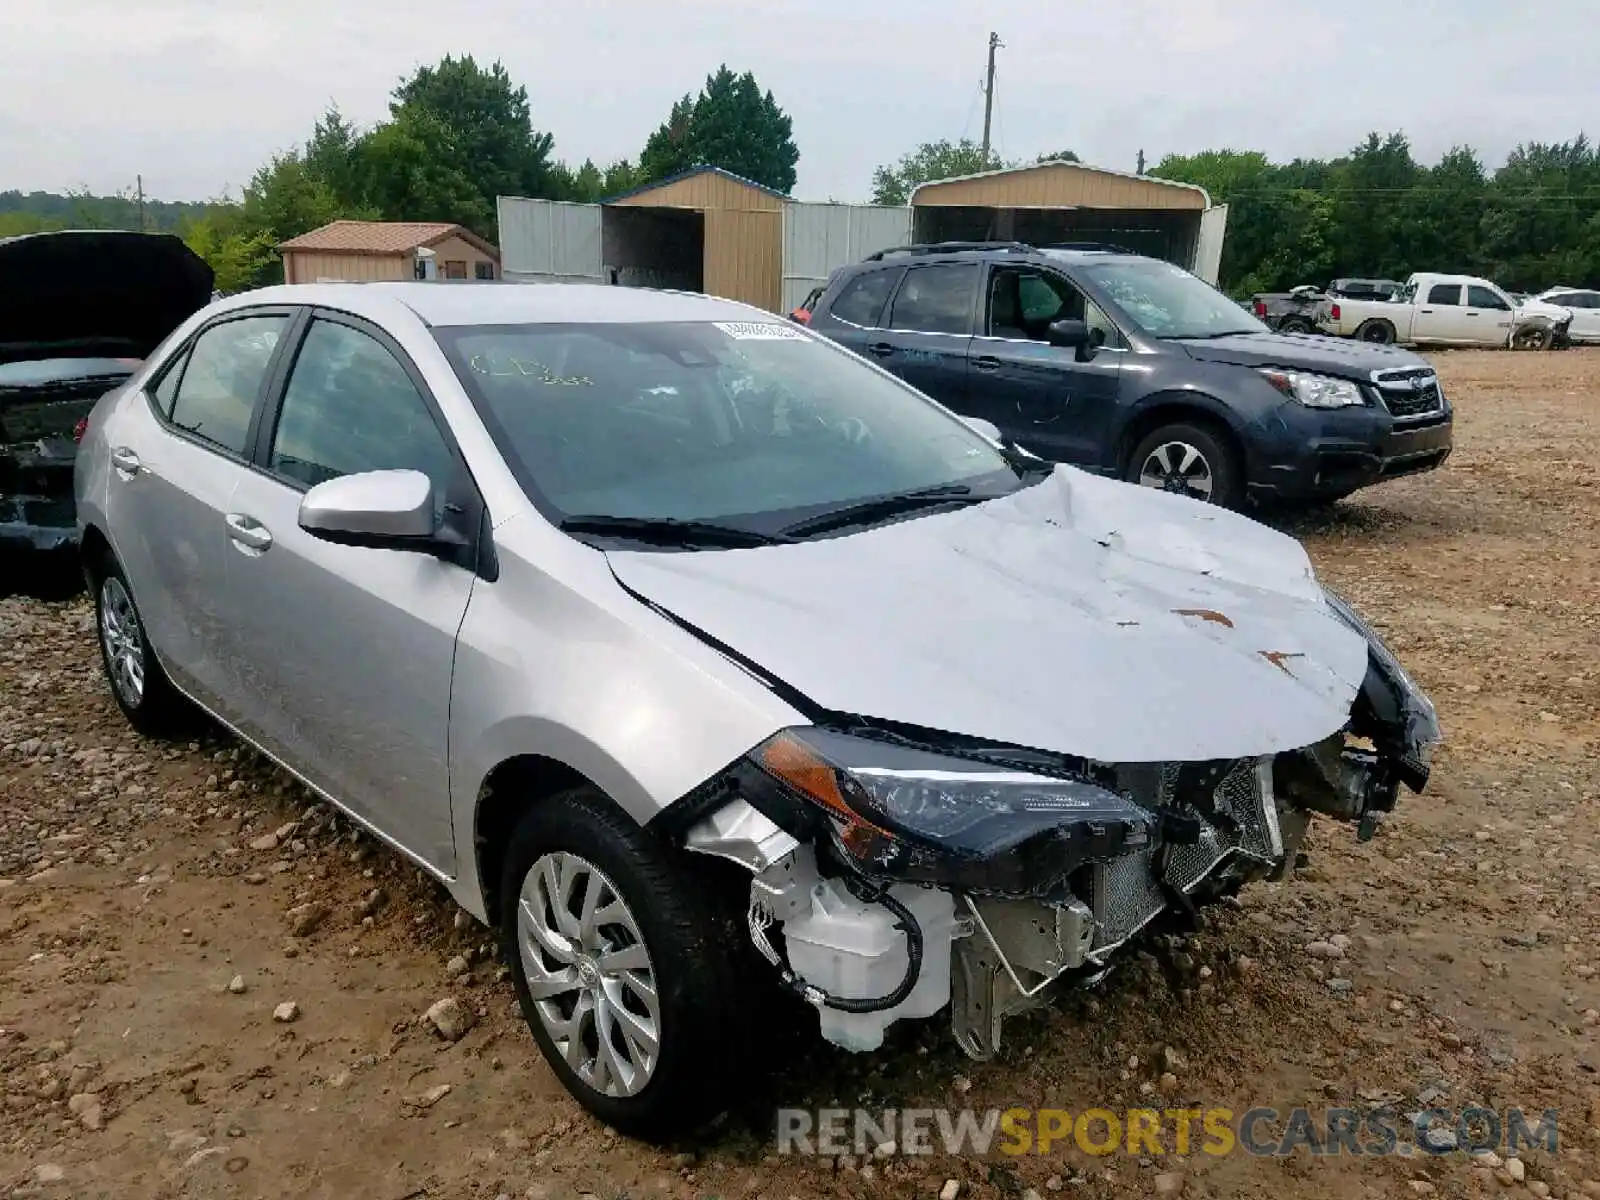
[1279,316,1314,334]
[1126,422,1243,509]
[499,786,758,1142]
[91,554,194,737]
[1356,320,1396,344]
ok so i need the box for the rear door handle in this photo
[973,355,1001,371]
[225,513,273,553]
[110,447,141,477]
[867,342,894,357]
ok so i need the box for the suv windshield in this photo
[1082,259,1266,339]
[435,320,1023,536]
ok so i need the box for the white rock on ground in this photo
[272,1001,300,1023]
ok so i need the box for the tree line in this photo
[4,53,1595,297]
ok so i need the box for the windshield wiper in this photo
[778,484,979,539]
[558,514,794,548]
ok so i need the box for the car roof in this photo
[846,244,1157,272]
[211,282,772,328]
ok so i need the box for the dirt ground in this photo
[2,349,1598,1200]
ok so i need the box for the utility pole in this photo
[1136,149,1146,175]
[980,32,1002,165]
[136,175,145,231]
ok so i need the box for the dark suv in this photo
[804,242,1453,508]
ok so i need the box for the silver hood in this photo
[606,467,1370,764]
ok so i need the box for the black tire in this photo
[1125,421,1243,509]
[1512,324,1552,351]
[1279,316,1314,335]
[89,552,194,738]
[498,786,759,1142]
[1356,320,1396,344]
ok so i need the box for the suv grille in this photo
[1371,367,1444,420]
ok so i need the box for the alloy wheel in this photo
[99,577,145,707]
[1137,441,1215,502]
[516,851,661,1099]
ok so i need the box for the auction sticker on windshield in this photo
[713,321,809,340]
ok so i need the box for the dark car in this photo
[1,230,213,588]
[803,242,1452,509]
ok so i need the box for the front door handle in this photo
[225,513,273,553]
[866,342,894,357]
[110,447,141,477]
[973,355,1001,371]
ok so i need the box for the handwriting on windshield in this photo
[467,355,591,386]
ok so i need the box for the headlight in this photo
[742,727,1156,894]
[1259,369,1366,409]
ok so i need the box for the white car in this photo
[1536,287,1600,344]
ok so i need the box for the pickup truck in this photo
[1316,272,1574,349]
[1252,279,1402,333]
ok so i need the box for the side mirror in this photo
[1045,317,1096,361]
[298,469,438,549]
[961,415,1001,442]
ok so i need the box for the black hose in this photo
[771,877,925,1015]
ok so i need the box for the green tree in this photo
[1035,150,1081,164]
[180,205,276,293]
[870,139,1000,206]
[638,66,799,193]
[362,54,558,235]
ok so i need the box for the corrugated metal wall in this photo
[913,163,1206,211]
[704,208,782,311]
[496,197,604,281]
[780,203,913,311]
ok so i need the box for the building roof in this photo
[277,220,500,260]
[909,161,1212,211]
[601,164,790,206]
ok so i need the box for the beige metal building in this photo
[909,161,1228,283]
[605,167,785,311]
[278,221,501,284]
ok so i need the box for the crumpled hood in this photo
[1175,331,1427,378]
[606,468,1371,765]
[0,231,214,366]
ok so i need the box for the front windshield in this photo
[1082,259,1267,339]
[434,320,1020,531]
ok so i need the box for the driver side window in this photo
[986,268,1124,348]
[267,318,457,511]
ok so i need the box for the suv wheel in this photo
[1127,422,1242,508]
[500,786,756,1142]
[92,555,193,737]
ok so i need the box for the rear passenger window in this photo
[167,315,288,455]
[889,264,979,335]
[1426,284,1461,306]
[829,271,896,327]
[150,350,188,418]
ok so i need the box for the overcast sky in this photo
[3,0,1595,203]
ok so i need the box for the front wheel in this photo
[1126,422,1243,509]
[499,787,758,1142]
[1511,324,1553,351]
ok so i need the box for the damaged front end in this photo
[670,586,1439,1061]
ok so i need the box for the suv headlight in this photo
[736,727,1156,895]
[1259,369,1366,409]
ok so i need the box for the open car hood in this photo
[0,231,215,367]
[606,467,1372,765]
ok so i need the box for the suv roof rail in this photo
[864,241,1034,261]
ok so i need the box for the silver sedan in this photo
[74,281,1439,1140]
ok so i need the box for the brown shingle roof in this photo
[277,220,499,259]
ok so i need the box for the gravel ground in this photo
[1,349,1598,1200]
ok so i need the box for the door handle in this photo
[866,342,894,357]
[110,447,141,477]
[973,355,1001,371]
[1420,309,1434,314]
[225,513,273,553]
